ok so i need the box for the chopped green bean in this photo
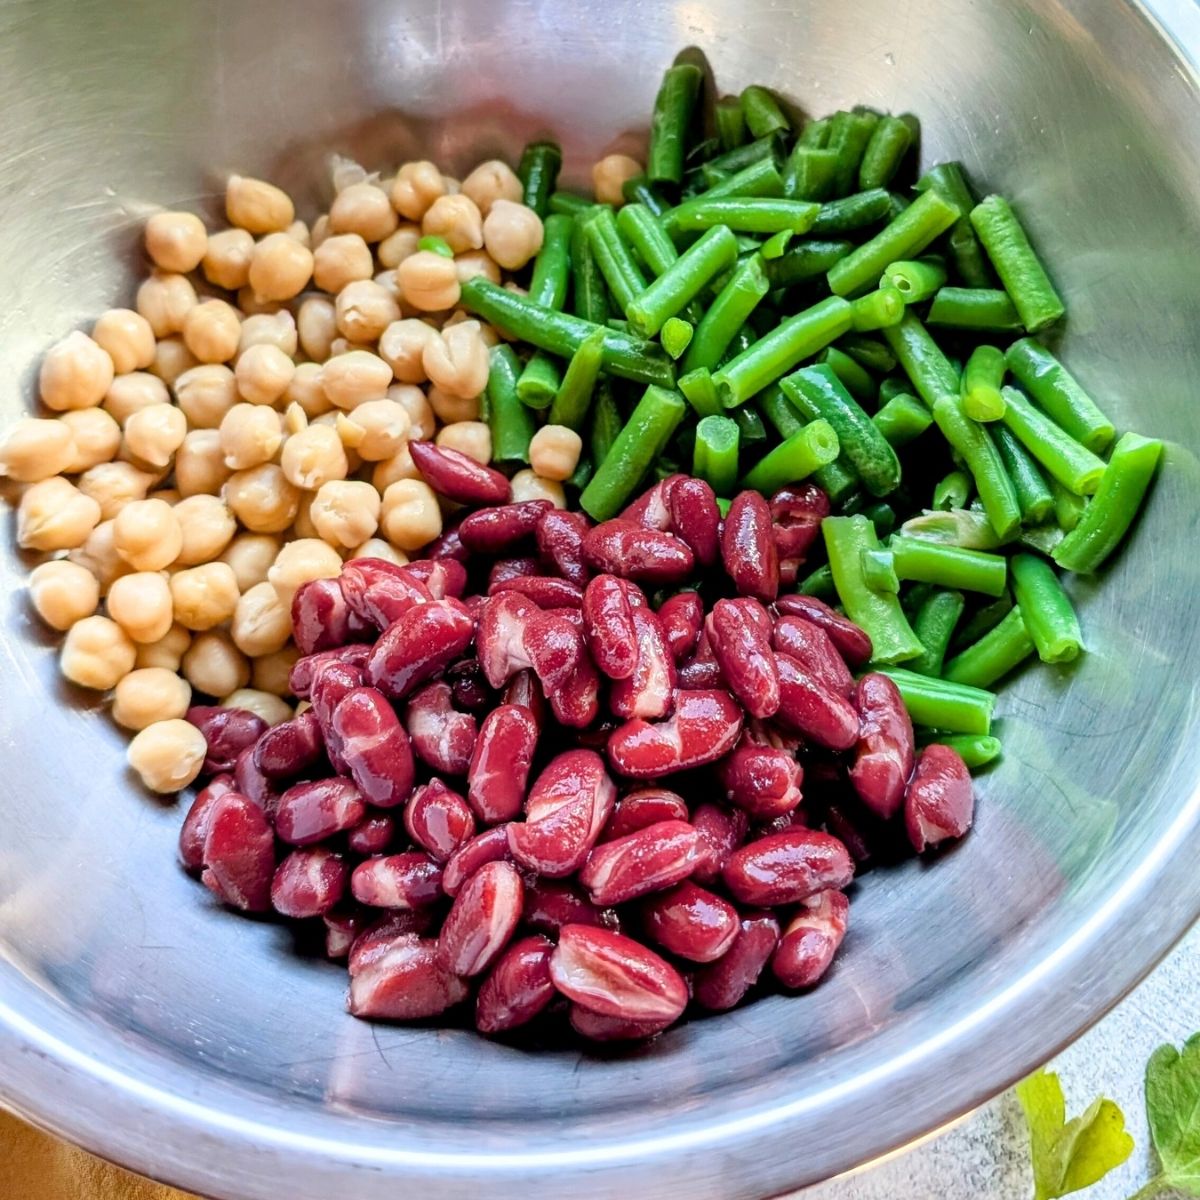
[1004,338,1115,453]
[649,63,703,185]
[588,380,623,467]
[528,213,573,309]
[549,190,591,217]
[731,403,767,445]
[951,591,1013,650]
[617,203,679,276]
[584,206,649,314]
[1019,524,1065,557]
[882,311,961,409]
[943,605,1035,688]
[1048,476,1085,532]
[970,195,1065,332]
[907,589,966,676]
[626,225,738,337]
[916,731,1002,769]
[784,146,838,201]
[693,414,740,494]
[418,235,454,258]
[699,136,779,183]
[741,419,840,493]
[877,668,996,735]
[518,141,562,218]
[915,162,993,287]
[994,425,1054,524]
[931,395,1022,538]
[864,501,896,537]
[933,469,972,511]
[799,562,836,599]
[678,366,723,417]
[901,507,1007,551]
[682,253,770,374]
[741,85,791,139]
[716,95,747,152]
[765,383,863,503]
[696,157,785,201]
[811,188,892,235]
[890,535,1007,596]
[1010,553,1084,663]
[548,328,606,429]
[766,239,855,288]
[621,175,672,217]
[873,393,933,447]
[838,333,897,375]
[486,344,536,465]
[799,117,830,148]
[661,317,693,359]
[859,115,914,189]
[761,230,794,259]
[818,346,876,403]
[665,197,819,236]
[927,287,1024,332]
[516,351,562,410]
[570,216,610,325]
[998,386,1107,496]
[961,344,1007,422]
[881,257,949,304]
[850,286,906,331]
[861,548,900,593]
[827,110,879,196]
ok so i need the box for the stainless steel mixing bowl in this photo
[2,1,1199,1196]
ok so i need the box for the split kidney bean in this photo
[475,935,557,1034]
[642,881,740,963]
[773,594,872,666]
[288,645,369,699]
[607,688,743,779]
[848,673,915,821]
[579,819,700,906]
[771,890,849,989]
[309,659,364,774]
[347,812,395,856]
[621,475,676,529]
[404,779,476,862]
[656,591,703,662]
[692,913,781,1011]
[404,558,468,600]
[823,802,876,866]
[330,686,415,808]
[275,778,365,845]
[408,440,511,505]
[201,792,275,913]
[291,577,355,655]
[323,906,368,960]
[774,652,859,751]
[348,910,438,974]
[536,508,591,585]
[233,745,282,817]
[601,788,690,842]
[568,1005,673,1042]
[253,709,325,780]
[741,717,803,752]
[582,520,695,586]
[365,598,475,700]
[549,924,688,1024]
[491,575,583,608]
[460,500,553,553]
[610,605,675,721]
[581,573,638,680]
[772,616,854,699]
[904,743,974,853]
[437,860,523,977]
[721,491,778,604]
[476,591,538,689]
[340,558,431,630]
[271,848,349,919]
[179,774,236,871]
[524,612,601,729]
[770,483,829,585]
[677,630,723,690]
[521,877,617,934]
[350,852,444,909]
[446,659,492,713]
[467,704,538,824]
[404,680,478,776]
[501,668,546,729]
[424,520,470,565]
[667,477,721,567]
[707,598,780,720]
[186,706,268,776]
[442,824,513,897]
[723,829,854,907]
[347,933,470,1020]
[690,802,749,885]
[718,741,804,819]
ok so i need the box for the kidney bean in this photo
[723,829,854,907]
[476,591,539,688]
[364,598,475,700]
[446,659,492,713]
[677,630,724,690]
[620,475,675,529]
[607,688,743,779]
[404,779,476,862]
[424,520,471,565]
[460,500,554,553]
[741,717,803,752]
[692,913,781,1011]
[351,852,444,908]
[642,881,740,963]
[581,573,638,680]
[582,520,695,586]
[718,741,804,819]
[275,777,365,845]
[610,607,675,721]
[580,819,700,906]
[289,645,369,699]
[271,848,349,919]
[667,476,720,567]
[491,575,584,608]
[848,672,915,821]
[348,910,438,973]
[347,933,470,1020]
[754,806,811,838]
[442,824,514,897]
[465,704,538,824]
[309,659,364,774]
[330,687,414,808]
[774,652,859,751]
[771,890,849,989]
[408,440,511,505]
[657,592,703,662]
[536,509,591,585]
[489,556,541,589]
[706,598,781,720]
[290,578,353,655]
[549,925,687,1024]
[404,680,478,776]
[347,812,395,855]
[233,744,283,818]
[186,706,268,776]
[568,1004,673,1042]
[323,905,368,960]
[573,716,619,753]
[501,668,546,729]
[601,787,690,842]
[437,860,524,977]
[770,483,829,584]
[475,934,556,1034]
[340,558,432,630]
[690,802,749,884]
[521,877,617,934]
[200,792,275,913]
[823,802,876,866]
[524,611,602,729]
[904,743,974,853]
[772,616,854,699]
[179,773,236,871]
[406,557,469,600]
[507,750,616,877]
[254,709,325,781]
[721,491,778,604]
[774,594,873,666]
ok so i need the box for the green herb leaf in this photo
[1143,1033,1200,1196]
[1017,1069,1134,1200]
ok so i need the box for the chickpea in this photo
[296,298,335,363]
[135,621,192,671]
[335,397,409,461]
[453,250,501,286]
[376,223,421,269]
[421,194,484,254]
[349,537,408,566]
[284,401,308,436]
[150,487,182,505]
[252,644,300,695]
[427,384,480,424]
[267,537,342,606]
[169,561,240,631]
[91,308,156,375]
[278,422,349,491]
[220,533,281,591]
[225,175,295,234]
[320,349,392,410]
[528,424,583,482]
[312,232,373,294]
[386,383,434,440]
[309,214,331,249]
[202,227,255,289]
[222,687,293,727]
[183,629,249,696]
[77,461,155,521]
[422,320,489,399]
[461,160,523,216]
[127,718,207,793]
[510,467,566,508]
[217,402,282,471]
[230,580,290,657]
[592,153,643,206]
[39,332,115,412]
[482,200,544,270]
[335,279,400,343]
[18,477,101,551]
[390,161,446,222]
[28,560,100,630]
[372,441,420,490]
[380,478,442,550]
[182,299,241,364]
[235,343,295,406]
[248,233,313,302]
[113,498,182,570]
[436,420,491,465]
[308,479,381,549]
[173,494,237,565]
[145,211,207,273]
[0,418,75,482]
[173,365,236,430]
[106,571,175,643]
[68,520,132,593]
[60,615,137,690]
[122,403,187,470]
[238,310,298,359]
[329,181,398,243]
[136,271,197,338]
[396,250,460,312]
[104,371,170,425]
[149,336,198,386]
[224,463,300,533]
[292,489,320,540]
[112,668,192,731]
[59,408,120,474]
[285,218,311,247]
[236,286,283,317]
[376,319,431,383]
[281,364,326,422]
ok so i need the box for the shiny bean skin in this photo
[330,686,415,807]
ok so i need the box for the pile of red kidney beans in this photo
[181,447,973,1043]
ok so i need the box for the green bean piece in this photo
[1048,476,1085,532]
[516,352,562,411]
[818,347,876,403]
[548,328,606,429]
[878,376,910,403]
[649,63,703,185]
[716,95,747,152]
[998,386,1107,496]
[827,189,961,298]
[584,207,649,315]
[665,197,820,236]
[696,157,785,202]
[579,385,687,520]
[418,235,454,258]
[890,535,1007,596]
[518,141,562,218]
[881,257,949,304]
[722,325,756,364]
[486,344,536,465]
[943,605,1035,688]
[459,278,675,388]
[570,216,610,325]
[873,393,932,448]
[827,110,880,196]
[933,469,972,511]
[759,383,802,436]
[548,191,591,218]
[678,366,723,418]
[765,386,864,502]
[528,214,574,310]
[907,589,966,676]
[693,414,740,494]
[916,731,1002,769]
[927,287,1023,333]
[784,146,839,202]
[915,161,993,288]
[858,115,914,190]
[621,175,672,217]
[877,668,996,735]
[901,507,1007,551]
[1010,553,1084,663]
[617,203,679,276]
[882,311,961,410]
[959,344,1007,424]
[661,317,693,360]
[766,239,855,289]
[950,592,1013,653]
[588,380,622,467]
[823,515,923,663]
[1052,432,1162,574]
[741,419,841,493]
[793,563,833,600]
[1019,524,1065,557]
[860,548,900,593]
[931,395,1021,538]
[731,403,767,445]
[568,457,595,491]
[969,195,1065,333]
[838,333,897,374]
[700,136,779,181]
[865,502,897,538]
[811,188,892,235]
[799,117,831,149]
[682,253,771,375]
[761,230,794,260]
[1004,338,1115,453]
[994,425,1054,524]
[715,295,853,408]
[740,85,791,139]
[626,225,738,338]
[850,286,906,332]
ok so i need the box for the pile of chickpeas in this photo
[1,151,646,794]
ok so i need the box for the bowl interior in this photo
[2,2,1200,1198]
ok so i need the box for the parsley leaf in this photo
[1142,1033,1200,1196]
[1017,1069,1134,1200]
